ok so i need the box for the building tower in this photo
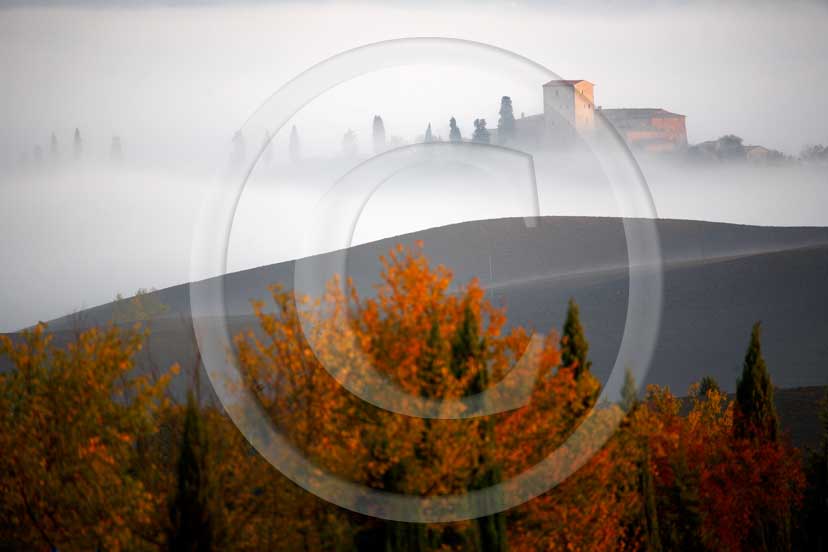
[542,79,595,146]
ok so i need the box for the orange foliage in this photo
[0,324,172,551]
[235,243,804,551]
[632,385,804,551]
[0,244,806,551]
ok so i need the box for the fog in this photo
[1,1,827,331]
[3,1,828,161]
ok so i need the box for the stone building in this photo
[599,108,687,152]
[542,79,595,142]
[506,79,687,153]
[511,79,595,148]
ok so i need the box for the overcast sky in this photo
[1,0,827,161]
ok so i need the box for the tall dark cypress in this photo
[380,463,427,552]
[289,125,301,164]
[451,303,508,552]
[168,394,218,552]
[497,96,515,144]
[73,127,82,160]
[50,132,59,160]
[373,115,387,153]
[262,130,273,165]
[735,322,792,551]
[734,322,779,442]
[621,367,639,414]
[449,117,462,142]
[560,298,591,380]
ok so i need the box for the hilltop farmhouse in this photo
[501,79,688,153]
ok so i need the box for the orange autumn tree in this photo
[0,324,173,551]
[234,242,609,549]
[625,382,804,552]
[498,348,637,551]
[237,244,520,493]
[234,242,804,551]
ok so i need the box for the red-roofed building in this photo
[508,79,687,153]
[599,108,687,152]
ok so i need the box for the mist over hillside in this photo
[17,215,827,399]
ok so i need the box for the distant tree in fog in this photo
[449,117,462,142]
[800,144,828,164]
[472,119,490,144]
[231,131,245,165]
[497,96,515,144]
[50,133,59,161]
[424,123,433,143]
[372,116,386,153]
[73,128,82,160]
[110,136,123,162]
[289,125,301,164]
[342,129,358,158]
[262,130,273,165]
[715,134,745,160]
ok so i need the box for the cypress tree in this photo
[380,465,427,552]
[621,367,639,414]
[497,96,515,144]
[373,115,387,153]
[472,119,490,144]
[289,125,301,164]
[449,117,462,142]
[424,123,433,143]
[450,302,484,380]
[451,303,508,552]
[262,130,273,165]
[734,322,779,442]
[473,466,508,552]
[73,128,82,160]
[168,394,219,552]
[50,132,59,160]
[560,298,591,379]
[735,322,792,551]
